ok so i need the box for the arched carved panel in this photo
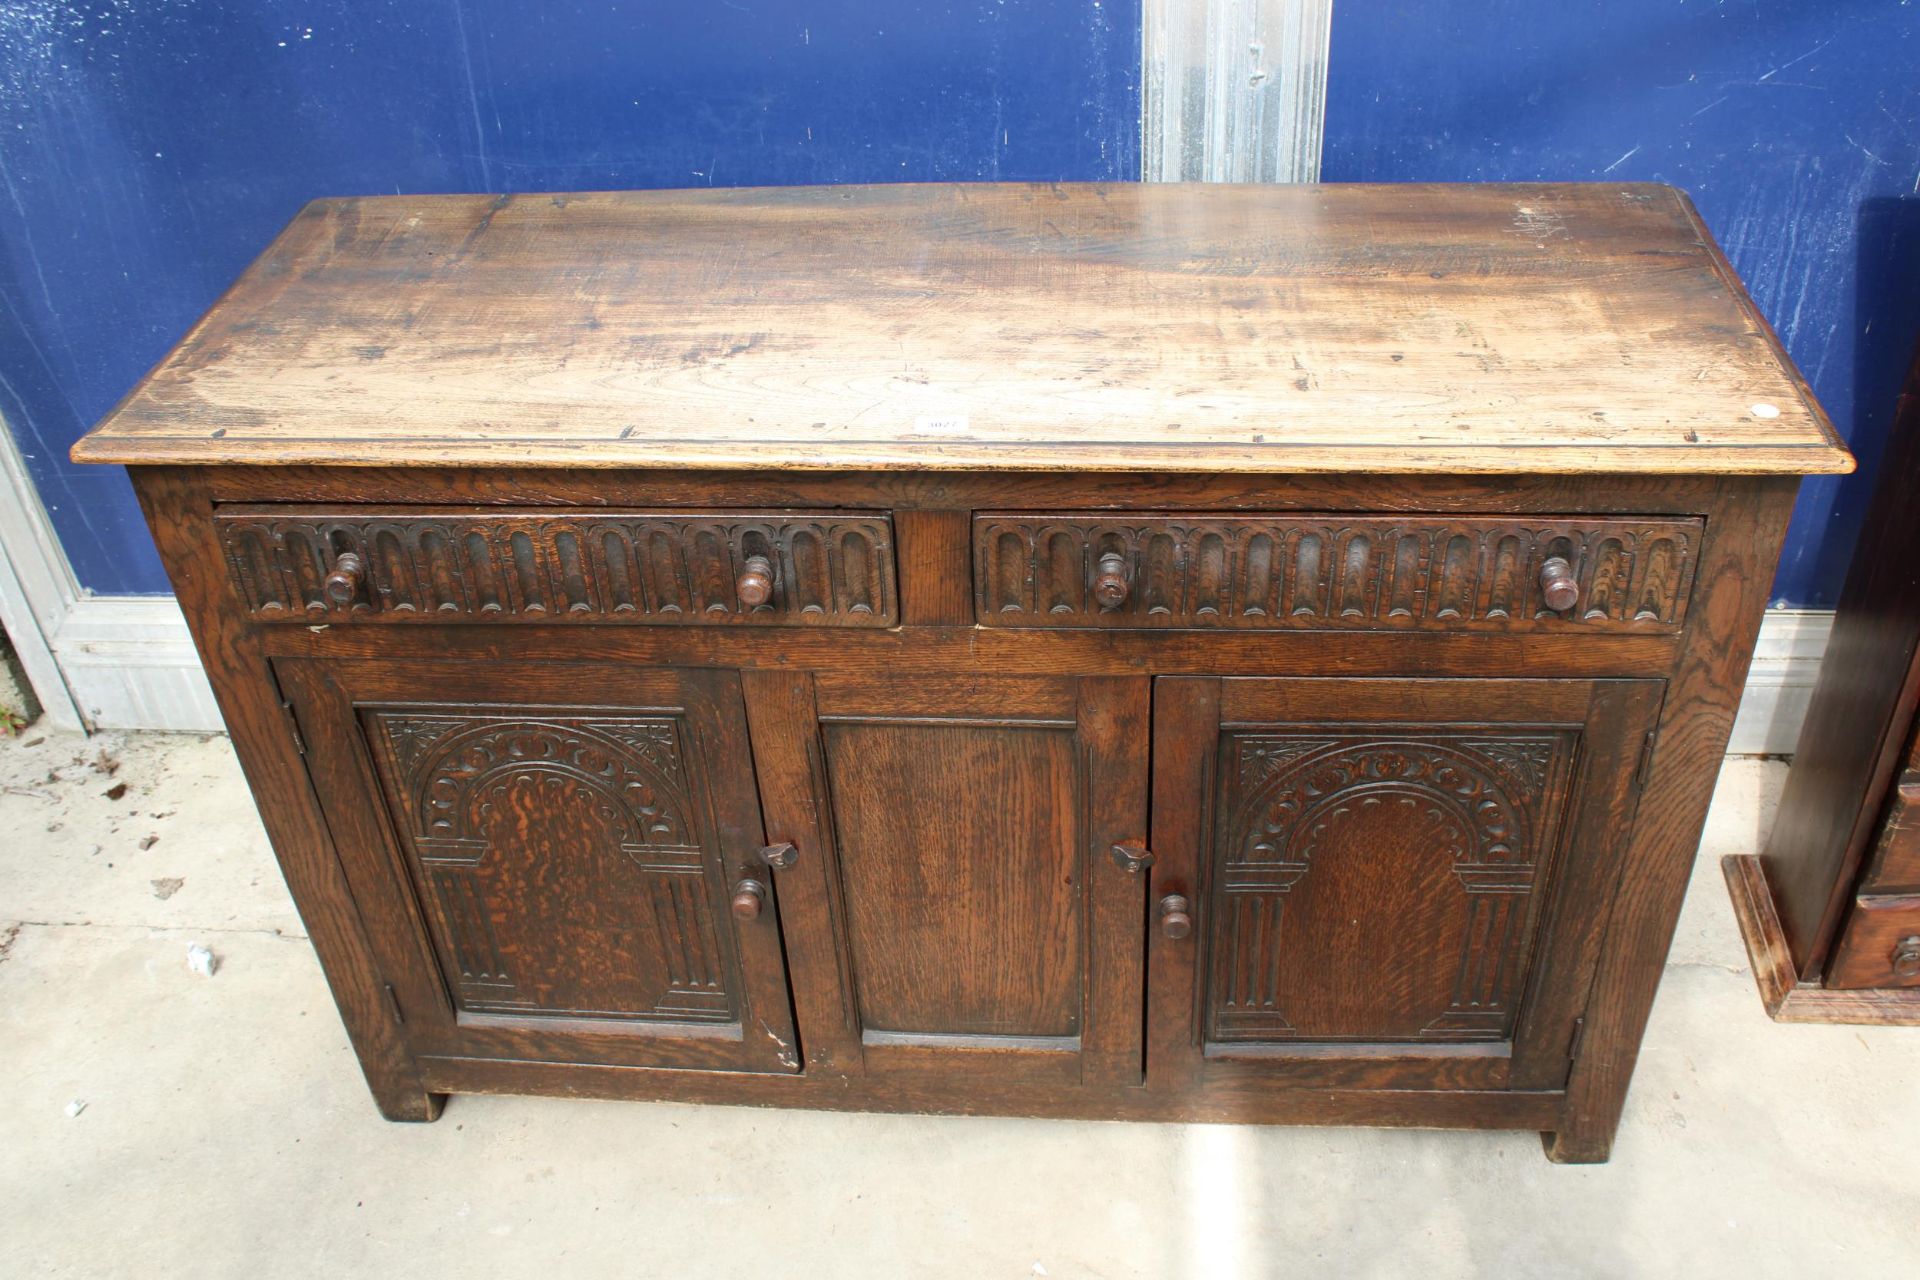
[1207,727,1576,1044]
[365,708,737,1023]
[217,507,897,626]
[974,512,1702,631]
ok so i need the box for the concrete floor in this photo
[2,728,1916,1279]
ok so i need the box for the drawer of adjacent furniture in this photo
[1827,894,1920,989]
[973,512,1704,632]
[1861,775,1920,893]
[216,506,898,626]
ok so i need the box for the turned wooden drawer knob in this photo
[1539,556,1579,611]
[1158,894,1192,940]
[730,878,767,920]
[322,551,365,606]
[1893,935,1920,979]
[1093,551,1131,609]
[736,554,776,607]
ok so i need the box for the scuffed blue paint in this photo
[0,0,1139,595]
[1323,0,1920,607]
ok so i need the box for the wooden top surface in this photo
[72,182,1851,475]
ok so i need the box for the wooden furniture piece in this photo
[1725,338,1920,1023]
[73,182,1851,1162]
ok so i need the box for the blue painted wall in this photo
[5,2,1917,606]
[0,1,1137,595]
[1323,0,1920,607]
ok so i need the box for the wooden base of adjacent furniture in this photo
[1722,855,1920,1025]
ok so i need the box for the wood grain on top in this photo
[71,182,1852,474]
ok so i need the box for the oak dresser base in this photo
[78,184,1853,1164]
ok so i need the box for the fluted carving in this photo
[219,508,897,626]
[974,514,1701,631]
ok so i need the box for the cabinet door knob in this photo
[322,551,365,606]
[758,841,798,870]
[736,554,776,607]
[730,878,767,920]
[1093,551,1131,609]
[1158,894,1192,940]
[1893,935,1920,979]
[1539,556,1579,612]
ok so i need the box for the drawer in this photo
[1827,894,1920,989]
[216,506,897,626]
[973,513,1703,632]
[1861,775,1920,893]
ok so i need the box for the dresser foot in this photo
[372,1087,447,1123]
[1541,1128,1614,1164]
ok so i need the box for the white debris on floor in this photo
[185,942,217,977]
[2,725,1917,1279]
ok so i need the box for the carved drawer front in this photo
[216,505,897,626]
[974,512,1703,632]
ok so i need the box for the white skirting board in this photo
[49,595,222,733]
[0,407,223,732]
[1728,609,1830,756]
[10,593,1833,750]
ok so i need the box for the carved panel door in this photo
[741,673,1149,1086]
[1149,677,1663,1093]
[278,658,800,1074]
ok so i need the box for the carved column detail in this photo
[366,709,736,1022]
[1208,728,1574,1043]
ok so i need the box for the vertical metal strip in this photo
[1142,0,1333,183]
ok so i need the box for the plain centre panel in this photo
[820,719,1085,1042]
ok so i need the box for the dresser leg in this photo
[1541,1126,1614,1164]
[129,468,451,1133]
[1544,478,1800,1168]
